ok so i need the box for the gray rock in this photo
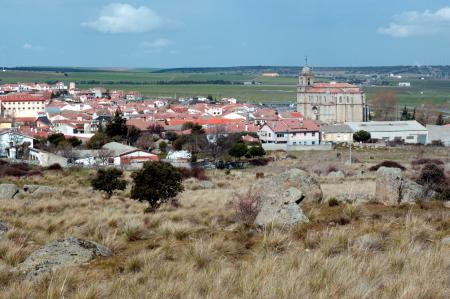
[198,180,215,189]
[441,236,450,246]
[375,167,433,205]
[328,171,345,178]
[335,192,374,204]
[15,237,112,277]
[444,201,450,209]
[0,184,19,199]
[266,168,322,204]
[253,169,310,227]
[23,185,60,196]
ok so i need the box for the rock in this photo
[270,168,322,204]
[335,192,374,204]
[0,184,19,199]
[253,169,311,227]
[15,237,112,277]
[441,237,450,246]
[198,180,215,189]
[444,201,450,209]
[0,220,8,240]
[328,171,345,178]
[375,167,433,205]
[23,185,60,197]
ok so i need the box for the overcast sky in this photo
[2,0,450,68]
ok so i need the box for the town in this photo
[0,1,449,298]
[1,65,448,169]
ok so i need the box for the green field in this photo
[1,70,449,106]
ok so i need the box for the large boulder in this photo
[328,170,345,179]
[15,237,113,277]
[0,184,19,199]
[376,167,433,205]
[266,168,322,204]
[23,185,61,197]
[253,169,311,227]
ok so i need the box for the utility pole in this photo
[348,141,352,165]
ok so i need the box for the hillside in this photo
[0,147,449,298]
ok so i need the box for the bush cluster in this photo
[179,167,208,180]
[369,161,406,171]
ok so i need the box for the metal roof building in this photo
[346,121,428,144]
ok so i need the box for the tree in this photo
[126,126,141,145]
[400,106,409,121]
[165,131,178,142]
[105,109,127,139]
[159,141,168,152]
[130,161,184,210]
[136,133,155,151]
[436,113,445,125]
[91,168,127,198]
[96,148,114,167]
[87,131,110,149]
[371,90,399,121]
[353,130,371,142]
[248,145,266,157]
[47,133,66,147]
[229,143,248,160]
[66,137,82,147]
[147,124,164,137]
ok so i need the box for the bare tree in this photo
[96,148,115,167]
[371,90,399,121]
[136,133,155,151]
[58,143,79,164]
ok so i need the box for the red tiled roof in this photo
[264,119,319,133]
[0,94,47,102]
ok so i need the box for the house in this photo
[258,119,320,146]
[321,124,354,144]
[29,148,68,167]
[0,129,34,158]
[102,142,159,166]
[0,94,47,118]
[346,121,428,144]
[426,125,450,146]
[398,82,411,87]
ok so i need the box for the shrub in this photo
[131,161,184,210]
[46,163,63,170]
[411,158,444,167]
[0,162,42,177]
[179,167,208,180]
[369,161,406,171]
[247,146,266,158]
[233,188,261,225]
[417,164,448,196]
[91,168,127,197]
[249,157,272,166]
[353,130,371,142]
[255,172,264,179]
[328,198,339,207]
[229,143,248,160]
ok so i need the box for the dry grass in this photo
[0,157,449,299]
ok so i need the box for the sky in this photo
[1,0,450,68]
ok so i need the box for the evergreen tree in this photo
[400,106,409,121]
[436,113,445,126]
[105,109,128,139]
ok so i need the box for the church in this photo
[296,65,369,123]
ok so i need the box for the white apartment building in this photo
[0,94,47,118]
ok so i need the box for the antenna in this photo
[305,56,308,66]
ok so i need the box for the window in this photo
[312,141,315,145]
[312,132,315,137]
[277,133,284,138]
